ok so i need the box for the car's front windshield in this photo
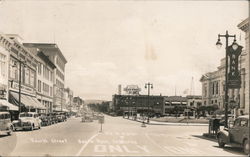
[19,113,33,117]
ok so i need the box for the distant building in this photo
[64,87,74,111]
[23,43,67,112]
[186,95,202,108]
[112,94,164,116]
[163,96,187,115]
[73,96,84,112]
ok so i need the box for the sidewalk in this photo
[123,116,209,126]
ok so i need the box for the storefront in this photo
[9,92,46,114]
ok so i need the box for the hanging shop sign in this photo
[227,44,243,89]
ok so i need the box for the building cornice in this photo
[238,18,249,32]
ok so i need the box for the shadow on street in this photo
[192,135,245,156]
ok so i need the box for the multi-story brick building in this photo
[23,43,67,112]
[3,35,45,116]
[25,47,56,113]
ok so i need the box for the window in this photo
[56,69,64,81]
[50,71,53,81]
[240,119,248,127]
[30,70,35,87]
[37,63,41,75]
[204,84,207,97]
[50,87,53,96]
[10,58,18,80]
[0,53,6,78]
[43,66,50,80]
[38,80,41,92]
[234,119,241,127]
[56,57,65,71]
[24,68,30,85]
[43,83,49,95]
[212,83,215,95]
[216,82,219,95]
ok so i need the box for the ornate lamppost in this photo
[216,30,242,128]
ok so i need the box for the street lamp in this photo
[12,60,26,115]
[216,30,238,128]
[145,82,153,123]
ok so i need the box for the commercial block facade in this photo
[23,43,67,112]
[25,47,56,113]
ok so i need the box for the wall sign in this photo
[227,44,243,89]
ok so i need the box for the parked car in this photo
[48,113,58,124]
[39,113,50,126]
[12,112,41,131]
[217,115,249,154]
[55,113,64,122]
[59,112,67,122]
[0,112,13,136]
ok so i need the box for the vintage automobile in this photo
[39,113,50,126]
[59,112,67,122]
[217,115,249,155]
[81,114,93,122]
[55,113,64,123]
[0,112,13,136]
[12,112,41,131]
[48,113,57,124]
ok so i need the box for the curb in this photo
[123,117,209,126]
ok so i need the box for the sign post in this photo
[98,115,104,132]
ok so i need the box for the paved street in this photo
[0,115,245,156]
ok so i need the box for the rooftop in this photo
[23,43,67,63]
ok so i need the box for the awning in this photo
[0,99,18,111]
[10,92,46,110]
[26,96,46,110]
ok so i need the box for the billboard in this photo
[123,85,141,95]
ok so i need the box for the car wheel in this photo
[30,125,34,131]
[218,135,225,148]
[243,139,249,155]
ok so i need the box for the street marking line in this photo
[75,133,100,156]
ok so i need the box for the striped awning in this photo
[10,92,46,110]
[0,99,18,111]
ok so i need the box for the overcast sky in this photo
[0,0,248,100]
